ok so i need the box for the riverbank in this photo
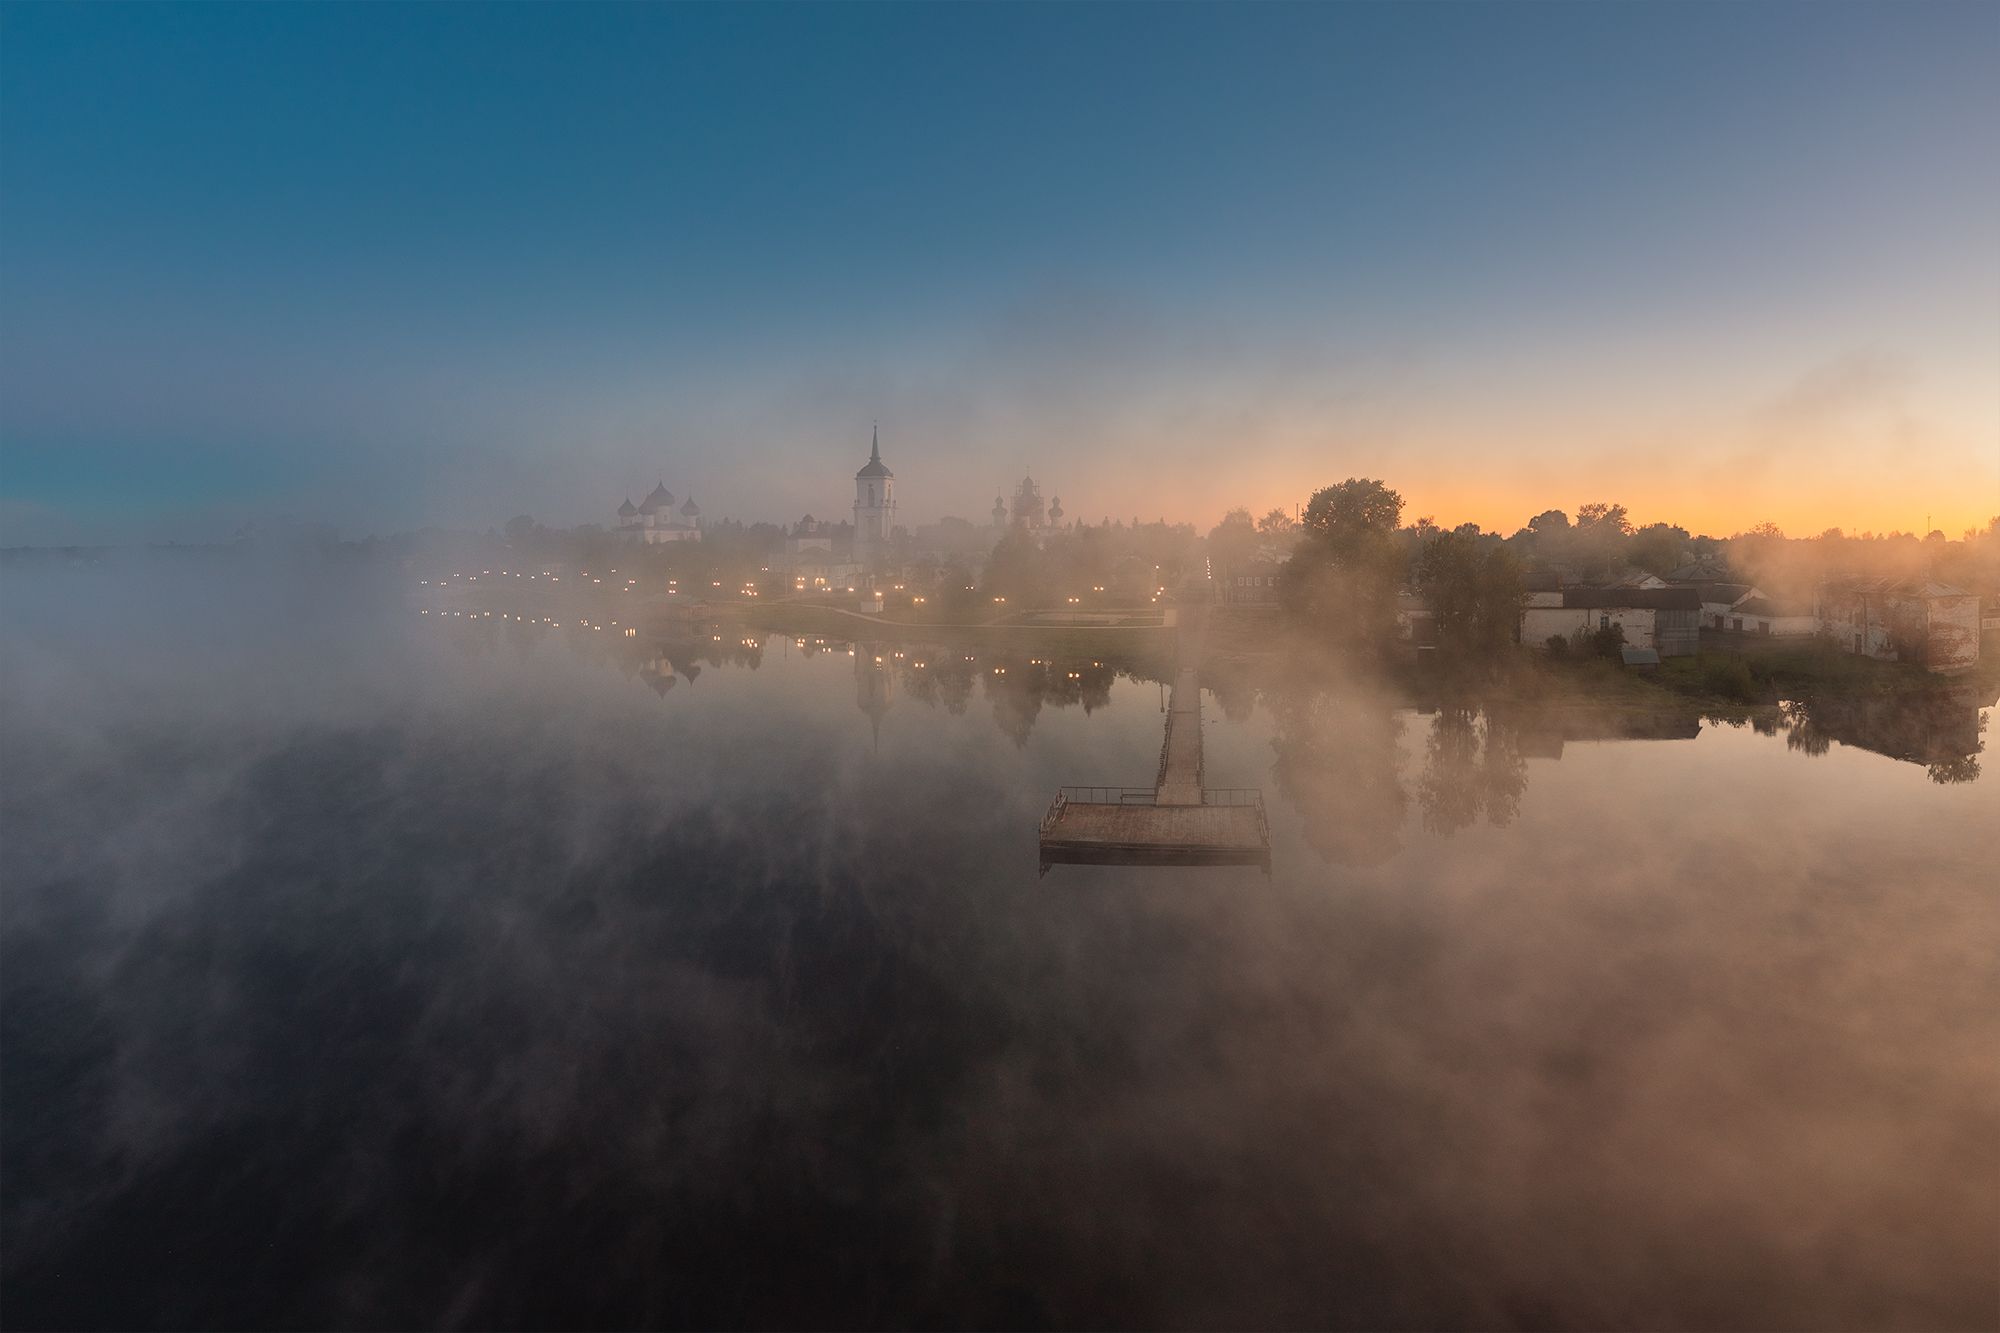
[740,600,1176,676]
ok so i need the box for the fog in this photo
[3,555,1995,1330]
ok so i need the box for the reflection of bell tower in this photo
[855,641,895,749]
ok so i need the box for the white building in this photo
[1725,593,1818,637]
[1522,586,1702,655]
[1818,577,1980,672]
[617,482,702,544]
[853,427,896,572]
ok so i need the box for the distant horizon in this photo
[4,3,1997,545]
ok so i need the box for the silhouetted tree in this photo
[1207,507,1258,574]
[1281,479,1407,651]
[1415,532,1524,660]
[1256,508,1298,539]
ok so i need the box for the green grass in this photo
[1655,638,1931,704]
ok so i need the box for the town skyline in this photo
[4,4,1996,547]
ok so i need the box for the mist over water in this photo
[3,557,1995,1330]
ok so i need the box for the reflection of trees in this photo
[1777,701,1831,757]
[1203,661,1258,723]
[1416,707,1527,835]
[978,655,1124,744]
[931,657,975,716]
[1928,755,1980,784]
[1268,687,1408,866]
[984,659,1044,748]
[1773,689,1986,782]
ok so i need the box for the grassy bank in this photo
[1654,638,1947,705]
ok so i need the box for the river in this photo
[3,560,1994,1329]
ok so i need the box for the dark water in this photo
[3,562,1995,1330]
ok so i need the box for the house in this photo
[1817,577,1980,672]
[1664,559,1732,585]
[1221,559,1285,606]
[1693,581,1755,628]
[1727,594,1818,637]
[1395,592,1436,647]
[1522,585,1701,656]
[1611,568,1670,590]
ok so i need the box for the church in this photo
[852,426,896,571]
[615,481,702,543]
[994,473,1064,530]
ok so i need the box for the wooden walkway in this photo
[1038,605,1271,874]
[1155,665,1205,805]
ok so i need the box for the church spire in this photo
[870,422,880,466]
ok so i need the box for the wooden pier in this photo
[1038,607,1272,874]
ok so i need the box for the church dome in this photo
[639,481,675,515]
[616,497,637,518]
[680,497,700,516]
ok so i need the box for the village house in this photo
[1816,577,1980,672]
[1727,593,1819,637]
[1521,585,1701,656]
[1395,591,1437,647]
[1692,581,1755,629]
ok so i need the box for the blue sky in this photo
[3,2,1996,542]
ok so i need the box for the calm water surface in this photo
[3,564,1995,1329]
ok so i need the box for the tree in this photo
[1300,478,1405,550]
[1576,502,1632,536]
[1526,509,1571,539]
[1207,507,1258,574]
[1515,509,1572,563]
[1256,508,1297,539]
[1571,502,1633,579]
[1415,531,1526,659]
[981,530,1053,609]
[1629,522,1689,576]
[1282,479,1407,650]
[1584,621,1627,659]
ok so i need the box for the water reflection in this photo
[1255,677,1992,866]
[1417,706,1528,835]
[431,613,1149,747]
[432,615,1993,811]
[1266,689,1410,865]
[1766,684,1993,784]
[7,570,1996,1329]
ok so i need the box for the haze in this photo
[4,6,1998,1331]
[4,2,1998,543]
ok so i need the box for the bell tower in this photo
[852,424,895,571]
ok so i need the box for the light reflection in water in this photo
[2,565,1995,1329]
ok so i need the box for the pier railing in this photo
[1056,785,1161,806]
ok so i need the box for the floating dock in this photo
[1038,610,1271,874]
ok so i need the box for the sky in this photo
[2,2,1996,544]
